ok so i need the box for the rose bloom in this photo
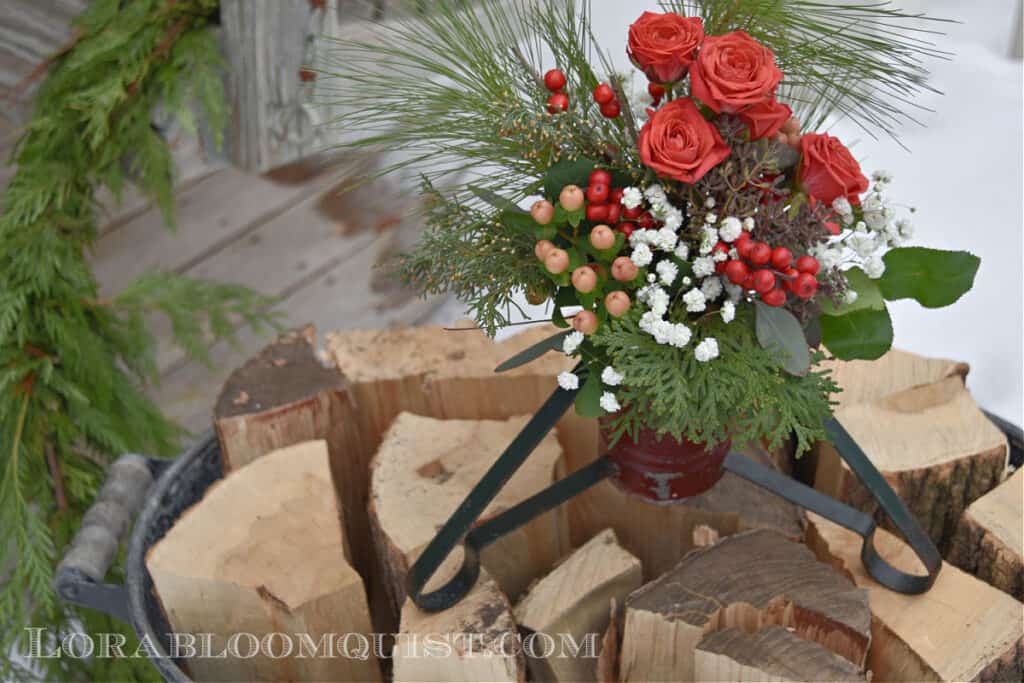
[690,30,783,113]
[799,133,870,205]
[638,98,730,184]
[628,11,704,84]
[738,98,792,140]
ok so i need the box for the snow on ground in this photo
[430,0,1024,425]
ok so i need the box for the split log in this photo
[618,529,871,683]
[693,625,865,682]
[558,444,805,580]
[514,529,642,683]
[948,468,1023,599]
[596,601,619,683]
[813,351,1007,553]
[806,512,1024,682]
[146,441,380,682]
[394,567,525,683]
[370,412,568,617]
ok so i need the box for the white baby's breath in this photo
[694,337,720,362]
[557,371,579,391]
[563,331,584,355]
[601,366,624,386]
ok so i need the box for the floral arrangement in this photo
[322,1,978,454]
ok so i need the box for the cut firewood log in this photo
[806,512,1024,682]
[618,529,871,683]
[394,566,525,683]
[693,626,866,682]
[596,600,619,683]
[370,412,568,617]
[146,441,381,682]
[217,325,580,631]
[948,468,1023,600]
[558,445,805,580]
[813,350,1007,553]
[514,529,642,683]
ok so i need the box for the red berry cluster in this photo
[592,83,621,119]
[718,232,820,306]
[582,170,658,237]
[648,82,666,107]
[544,69,569,113]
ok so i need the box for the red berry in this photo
[724,260,749,285]
[748,242,772,266]
[762,288,787,307]
[586,203,609,222]
[586,183,609,204]
[609,187,624,204]
[648,83,666,99]
[615,222,635,238]
[782,267,799,292]
[623,205,644,220]
[593,83,615,104]
[605,202,622,224]
[742,273,756,290]
[770,247,793,271]
[547,93,569,113]
[794,272,818,299]
[600,100,621,118]
[736,237,754,259]
[637,212,655,229]
[753,269,777,294]
[712,241,730,256]
[544,69,567,92]
[796,255,820,275]
[589,170,612,187]
[734,229,751,245]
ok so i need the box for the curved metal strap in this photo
[406,376,595,612]
[723,416,942,594]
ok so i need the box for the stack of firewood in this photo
[146,325,1022,682]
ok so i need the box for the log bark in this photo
[694,626,865,682]
[558,441,806,580]
[394,567,525,683]
[514,529,641,683]
[146,441,380,682]
[813,351,1007,554]
[369,412,568,617]
[948,468,1023,600]
[618,529,871,683]
[806,512,1024,682]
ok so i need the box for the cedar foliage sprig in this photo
[0,1,275,679]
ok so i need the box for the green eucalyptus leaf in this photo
[494,331,570,373]
[755,301,811,376]
[878,247,980,308]
[543,157,597,198]
[470,185,524,213]
[821,305,894,360]
[821,267,884,316]
[574,372,604,418]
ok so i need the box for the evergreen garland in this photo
[0,1,275,679]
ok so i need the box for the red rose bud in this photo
[762,287,787,307]
[637,212,656,229]
[593,83,615,105]
[794,272,818,299]
[799,133,869,205]
[689,30,783,114]
[638,98,730,184]
[739,98,793,140]
[615,222,635,238]
[543,69,567,92]
[605,202,622,224]
[623,205,644,220]
[586,203,609,222]
[648,82,666,99]
[628,11,704,83]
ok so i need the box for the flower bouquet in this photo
[322,0,978,501]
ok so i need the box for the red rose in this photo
[738,98,792,140]
[689,30,783,113]
[799,133,869,205]
[628,12,704,84]
[638,98,730,184]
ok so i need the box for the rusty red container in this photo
[605,427,731,503]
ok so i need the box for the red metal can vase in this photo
[605,427,731,503]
